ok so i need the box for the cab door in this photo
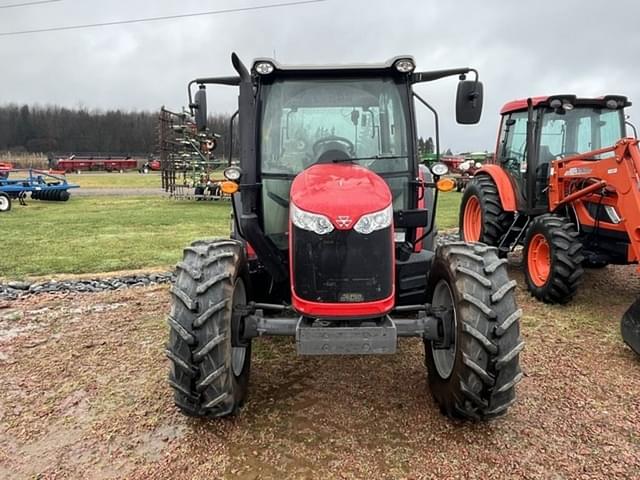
[497,111,528,207]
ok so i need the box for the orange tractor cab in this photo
[459,94,640,354]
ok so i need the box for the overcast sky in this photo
[1,0,638,152]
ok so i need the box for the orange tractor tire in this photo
[523,215,584,304]
[459,175,512,247]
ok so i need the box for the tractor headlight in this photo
[223,165,242,181]
[430,162,449,176]
[290,203,334,235]
[353,204,393,235]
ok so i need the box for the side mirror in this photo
[456,80,483,125]
[193,85,208,131]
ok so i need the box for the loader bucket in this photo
[621,298,640,355]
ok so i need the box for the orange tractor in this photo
[459,95,640,354]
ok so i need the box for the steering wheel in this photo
[312,136,355,158]
[501,156,521,171]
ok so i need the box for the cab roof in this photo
[501,95,631,114]
[251,56,414,75]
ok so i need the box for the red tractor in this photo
[165,54,524,421]
[459,94,640,354]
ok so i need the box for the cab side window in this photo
[498,111,528,179]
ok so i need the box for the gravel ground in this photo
[0,273,175,301]
[1,264,639,479]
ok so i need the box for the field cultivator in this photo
[459,94,640,354]
[158,107,227,200]
[0,168,78,211]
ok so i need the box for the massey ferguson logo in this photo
[336,216,352,228]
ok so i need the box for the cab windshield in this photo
[532,106,624,209]
[539,107,624,159]
[260,77,411,248]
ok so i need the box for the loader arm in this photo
[548,138,640,264]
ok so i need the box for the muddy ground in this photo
[1,264,639,479]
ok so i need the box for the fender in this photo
[474,165,517,212]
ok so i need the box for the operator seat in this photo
[537,145,555,177]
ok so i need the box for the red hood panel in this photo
[290,163,392,227]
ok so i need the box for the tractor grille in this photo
[292,226,393,303]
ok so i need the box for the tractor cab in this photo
[496,95,629,213]
[258,71,413,250]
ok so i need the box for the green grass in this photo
[65,172,162,189]
[1,191,463,279]
[0,196,230,278]
[435,191,462,230]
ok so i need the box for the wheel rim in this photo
[0,196,8,211]
[231,278,247,377]
[431,279,457,379]
[463,195,482,242]
[528,233,551,287]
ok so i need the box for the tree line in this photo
[0,103,438,158]
[0,104,234,157]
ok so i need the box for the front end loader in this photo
[166,54,524,421]
[459,94,640,354]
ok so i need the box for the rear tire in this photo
[523,215,584,304]
[459,175,512,246]
[166,238,251,418]
[0,193,11,212]
[425,242,524,420]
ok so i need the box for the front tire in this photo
[459,175,512,246]
[523,215,584,304]
[166,238,251,418]
[425,242,524,420]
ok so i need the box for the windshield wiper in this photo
[331,155,405,163]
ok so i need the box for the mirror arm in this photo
[626,120,638,139]
[412,67,478,84]
[187,80,196,115]
[413,92,440,164]
[413,179,439,247]
[228,110,239,166]
[187,76,242,115]
[193,76,241,86]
